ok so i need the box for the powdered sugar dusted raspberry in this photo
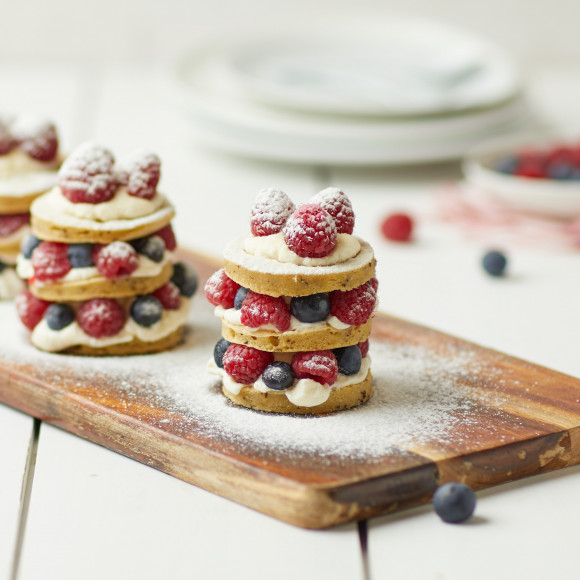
[292,350,338,385]
[152,282,181,310]
[368,277,378,293]
[310,187,355,234]
[330,283,376,326]
[154,224,177,251]
[31,241,71,281]
[92,241,139,279]
[11,116,58,162]
[250,188,296,237]
[283,203,337,258]
[0,213,29,237]
[204,269,240,309]
[117,150,160,200]
[15,290,50,330]
[357,339,369,358]
[223,344,273,384]
[240,292,291,331]
[78,298,126,338]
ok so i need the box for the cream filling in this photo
[243,232,360,266]
[0,266,25,299]
[0,224,30,249]
[0,149,60,194]
[30,297,191,352]
[209,355,370,407]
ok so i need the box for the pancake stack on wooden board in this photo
[206,187,377,414]
[15,143,197,355]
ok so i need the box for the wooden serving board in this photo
[2,250,580,529]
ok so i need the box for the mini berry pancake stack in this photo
[206,187,377,414]
[15,143,197,355]
[0,114,62,299]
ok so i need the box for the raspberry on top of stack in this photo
[15,143,198,355]
[0,114,62,299]
[206,187,377,415]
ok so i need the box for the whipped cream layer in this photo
[0,150,59,197]
[0,224,30,249]
[0,266,25,299]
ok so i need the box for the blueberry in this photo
[333,345,362,375]
[547,162,573,180]
[45,303,75,330]
[482,250,507,277]
[494,156,518,175]
[262,361,295,390]
[171,262,198,297]
[130,296,163,327]
[21,234,41,259]
[67,243,94,268]
[0,260,6,274]
[290,293,330,323]
[433,482,476,523]
[234,287,249,310]
[132,235,165,263]
[213,338,231,368]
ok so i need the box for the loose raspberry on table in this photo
[222,344,273,384]
[240,291,291,331]
[31,241,71,281]
[250,187,296,236]
[0,213,30,237]
[291,350,338,385]
[78,298,126,338]
[12,117,58,162]
[330,283,376,326]
[16,290,50,330]
[154,224,177,251]
[309,187,355,234]
[283,203,337,258]
[117,150,160,199]
[357,339,369,358]
[381,213,414,242]
[204,268,240,308]
[92,241,139,279]
[152,282,181,309]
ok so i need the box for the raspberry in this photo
[250,187,295,236]
[222,344,273,384]
[31,241,71,281]
[204,269,240,308]
[78,298,126,338]
[58,143,117,204]
[283,204,337,258]
[152,282,181,309]
[0,119,16,155]
[0,213,30,237]
[240,291,291,331]
[12,117,58,162]
[154,224,177,251]
[330,283,376,326]
[92,241,139,279]
[357,339,369,358]
[118,150,160,199]
[381,213,413,242]
[16,290,50,330]
[309,187,355,234]
[291,351,338,385]
[368,277,379,293]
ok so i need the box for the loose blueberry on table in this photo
[433,482,477,523]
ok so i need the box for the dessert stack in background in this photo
[205,187,377,414]
[15,143,197,355]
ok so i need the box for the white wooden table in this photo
[1,61,580,580]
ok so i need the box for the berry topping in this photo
[330,283,376,326]
[213,338,231,368]
[367,277,379,293]
[204,268,239,308]
[0,119,16,155]
[0,213,30,237]
[250,188,296,237]
[67,243,94,268]
[45,303,75,331]
[283,203,337,258]
[154,224,177,251]
[482,250,507,277]
[118,150,160,199]
[333,345,362,376]
[222,344,273,384]
[130,295,163,327]
[433,482,476,524]
[78,298,126,338]
[12,117,58,162]
[381,213,414,242]
[240,292,291,332]
[262,361,295,390]
[357,339,369,358]
[309,187,355,234]
[92,241,139,279]
[132,235,165,263]
[152,282,181,309]
[234,286,249,310]
[16,290,50,330]
[171,262,198,298]
[20,234,41,259]
[290,293,330,323]
[58,143,117,204]
[31,241,71,281]
[291,351,338,385]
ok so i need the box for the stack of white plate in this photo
[171,17,530,165]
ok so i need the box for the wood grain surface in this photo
[1,249,580,529]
